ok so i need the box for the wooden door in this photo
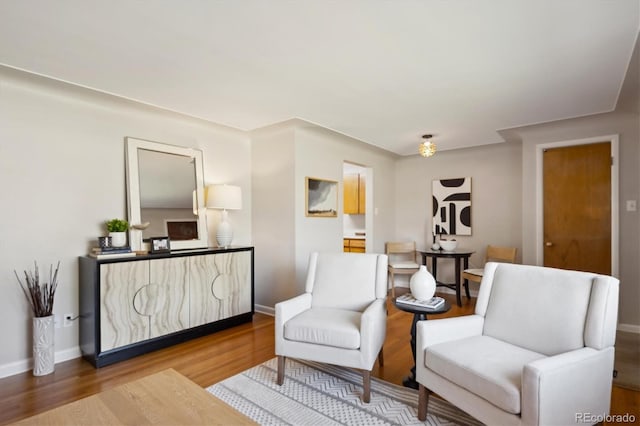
[543,142,611,274]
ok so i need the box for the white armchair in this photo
[275,252,388,403]
[416,262,619,425]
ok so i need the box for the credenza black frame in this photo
[79,246,254,368]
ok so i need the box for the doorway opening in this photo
[343,162,373,253]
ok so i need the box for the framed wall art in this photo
[432,177,472,235]
[305,177,338,217]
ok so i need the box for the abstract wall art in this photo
[432,177,472,235]
[305,177,338,217]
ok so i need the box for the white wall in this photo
[516,110,639,329]
[293,126,397,292]
[394,110,639,328]
[395,142,523,289]
[251,124,296,312]
[251,121,397,309]
[0,67,251,376]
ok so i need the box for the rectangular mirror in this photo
[125,137,208,250]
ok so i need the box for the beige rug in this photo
[208,358,482,425]
[614,330,640,390]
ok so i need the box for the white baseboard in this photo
[255,304,274,316]
[617,323,640,333]
[0,346,82,379]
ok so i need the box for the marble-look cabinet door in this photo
[148,257,190,338]
[189,251,252,327]
[100,261,150,351]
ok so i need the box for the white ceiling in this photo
[0,1,638,155]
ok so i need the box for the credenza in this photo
[79,246,254,367]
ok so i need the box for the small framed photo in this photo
[150,236,171,253]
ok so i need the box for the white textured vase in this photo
[109,231,127,247]
[409,265,436,301]
[33,315,54,376]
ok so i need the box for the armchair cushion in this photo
[284,308,361,350]
[426,335,545,414]
[308,252,385,311]
[482,263,596,356]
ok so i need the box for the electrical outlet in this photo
[54,314,61,329]
[63,313,75,327]
[626,200,637,212]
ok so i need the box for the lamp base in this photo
[216,211,233,247]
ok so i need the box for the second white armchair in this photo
[416,262,619,425]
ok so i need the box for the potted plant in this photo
[15,261,60,376]
[106,218,129,247]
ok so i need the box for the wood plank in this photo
[11,369,255,425]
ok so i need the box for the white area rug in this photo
[207,358,482,426]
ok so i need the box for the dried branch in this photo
[14,261,60,317]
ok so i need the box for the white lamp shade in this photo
[206,184,242,210]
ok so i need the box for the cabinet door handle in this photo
[545,242,554,247]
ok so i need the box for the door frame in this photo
[364,166,374,253]
[535,134,619,276]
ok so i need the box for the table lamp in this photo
[206,184,242,247]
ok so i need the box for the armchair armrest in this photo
[275,293,312,351]
[522,346,615,426]
[417,314,484,349]
[360,298,387,367]
[416,315,484,381]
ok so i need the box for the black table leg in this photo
[463,257,471,299]
[454,258,462,307]
[402,312,427,389]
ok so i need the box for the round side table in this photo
[393,295,451,389]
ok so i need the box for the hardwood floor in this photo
[1,291,638,425]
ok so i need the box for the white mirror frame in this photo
[125,137,208,250]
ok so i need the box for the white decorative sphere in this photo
[409,265,437,301]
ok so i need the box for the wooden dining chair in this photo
[462,245,517,288]
[386,241,421,298]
